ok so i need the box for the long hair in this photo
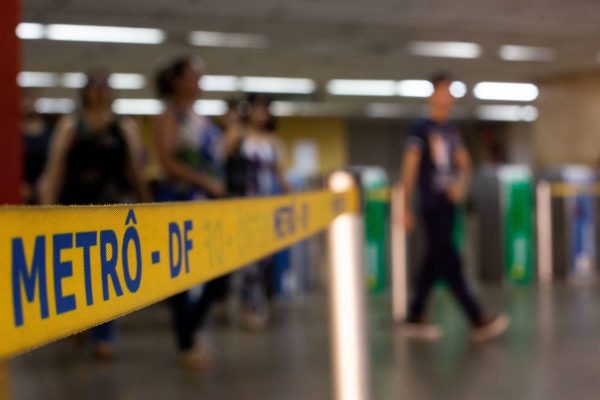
[155,56,205,99]
[241,93,274,130]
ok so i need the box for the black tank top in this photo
[225,138,251,197]
[23,125,52,186]
[60,117,133,205]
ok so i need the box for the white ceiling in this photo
[20,0,600,113]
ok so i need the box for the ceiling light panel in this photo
[397,80,433,98]
[450,81,467,98]
[46,24,165,44]
[473,82,539,101]
[35,98,76,114]
[16,23,45,39]
[327,80,397,96]
[189,31,267,48]
[408,41,481,59]
[61,72,86,88]
[240,77,315,94]
[112,99,164,115]
[200,75,239,92]
[476,105,538,121]
[109,73,146,90]
[499,45,556,62]
[18,72,59,87]
[194,100,228,116]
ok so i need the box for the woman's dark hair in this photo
[155,56,198,99]
[241,93,275,130]
[245,93,273,107]
[240,93,272,120]
[80,70,111,109]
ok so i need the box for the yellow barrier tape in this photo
[0,189,359,359]
[550,183,600,197]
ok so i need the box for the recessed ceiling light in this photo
[240,77,315,94]
[194,100,228,116]
[450,81,467,98]
[271,101,350,117]
[200,75,239,92]
[109,74,146,90]
[476,105,538,121]
[408,41,481,59]
[188,31,267,48]
[270,101,299,116]
[21,71,148,90]
[473,82,538,101]
[17,72,59,87]
[397,80,433,98]
[61,73,87,88]
[327,80,397,96]
[112,99,164,115]
[366,103,406,118]
[499,45,556,62]
[16,23,45,39]
[46,24,165,44]
[35,98,76,114]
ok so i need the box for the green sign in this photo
[359,168,390,294]
[500,167,534,284]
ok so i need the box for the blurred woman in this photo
[225,93,291,330]
[38,70,149,358]
[154,56,225,369]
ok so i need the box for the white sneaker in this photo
[402,322,443,340]
[471,313,510,342]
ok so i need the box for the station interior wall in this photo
[534,72,600,168]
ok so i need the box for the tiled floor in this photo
[9,283,600,399]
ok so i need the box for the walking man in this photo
[400,72,510,341]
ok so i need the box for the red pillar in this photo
[0,0,22,204]
[0,0,19,396]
